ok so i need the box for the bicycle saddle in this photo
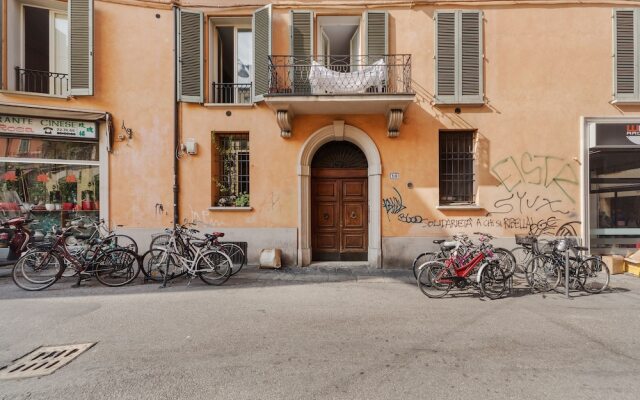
[433,239,445,244]
[442,241,458,250]
[205,232,225,239]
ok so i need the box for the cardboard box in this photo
[602,255,625,275]
[624,249,640,277]
[625,261,640,277]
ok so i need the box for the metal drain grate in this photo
[0,343,96,380]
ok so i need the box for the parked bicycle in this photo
[141,225,233,286]
[12,225,140,291]
[412,234,470,279]
[416,232,509,299]
[149,223,245,276]
[63,217,138,254]
[525,238,609,294]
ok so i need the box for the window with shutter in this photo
[253,5,272,100]
[177,9,203,103]
[69,0,93,96]
[365,11,388,63]
[435,10,483,105]
[614,9,638,101]
[290,10,313,93]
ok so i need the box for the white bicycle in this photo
[142,227,233,286]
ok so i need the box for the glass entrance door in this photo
[589,149,640,254]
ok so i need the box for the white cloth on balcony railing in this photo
[308,59,387,95]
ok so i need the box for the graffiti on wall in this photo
[382,183,582,235]
[489,152,579,215]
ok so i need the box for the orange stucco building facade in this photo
[1,0,640,267]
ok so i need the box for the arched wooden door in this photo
[311,141,368,261]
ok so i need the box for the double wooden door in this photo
[311,169,368,261]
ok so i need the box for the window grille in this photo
[439,131,475,205]
[215,134,250,206]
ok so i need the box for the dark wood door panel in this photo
[311,174,368,261]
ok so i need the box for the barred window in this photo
[214,134,250,207]
[439,131,475,205]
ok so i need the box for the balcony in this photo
[211,82,252,105]
[264,55,415,138]
[15,67,69,97]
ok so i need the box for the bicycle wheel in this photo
[198,250,232,286]
[412,252,438,280]
[103,234,138,254]
[140,248,172,281]
[510,246,533,278]
[150,234,170,251]
[525,255,561,293]
[94,248,140,287]
[492,248,517,278]
[480,262,507,299]
[218,243,246,276]
[579,257,610,294]
[12,251,64,291]
[417,261,452,298]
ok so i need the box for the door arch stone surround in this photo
[297,121,382,267]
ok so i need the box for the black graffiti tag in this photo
[382,187,406,220]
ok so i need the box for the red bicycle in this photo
[417,233,507,299]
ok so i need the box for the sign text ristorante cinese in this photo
[0,115,97,139]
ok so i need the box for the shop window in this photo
[439,131,475,205]
[213,134,250,207]
[0,137,99,233]
[208,18,252,104]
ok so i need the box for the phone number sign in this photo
[0,115,97,139]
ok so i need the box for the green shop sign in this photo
[0,115,97,139]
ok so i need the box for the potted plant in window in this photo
[235,192,250,207]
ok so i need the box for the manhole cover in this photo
[0,343,96,380]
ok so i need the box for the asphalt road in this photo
[0,272,639,400]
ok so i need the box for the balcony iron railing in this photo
[211,82,252,104]
[15,67,69,96]
[267,54,412,96]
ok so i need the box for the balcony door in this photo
[21,5,68,95]
[211,19,252,104]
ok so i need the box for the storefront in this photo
[584,119,640,255]
[0,104,109,237]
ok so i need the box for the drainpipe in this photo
[173,5,180,229]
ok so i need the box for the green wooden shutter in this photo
[365,10,388,63]
[460,11,483,103]
[435,11,456,103]
[177,9,203,103]
[290,10,313,93]
[68,0,94,96]
[253,4,272,100]
[614,9,637,100]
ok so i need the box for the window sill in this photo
[0,90,69,100]
[203,103,254,108]
[208,206,253,211]
[610,98,640,105]
[433,100,485,107]
[437,205,484,211]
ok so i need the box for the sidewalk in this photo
[0,263,415,283]
[236,264,414,283]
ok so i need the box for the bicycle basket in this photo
[554,237,577,252]
[514,234,536,246]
